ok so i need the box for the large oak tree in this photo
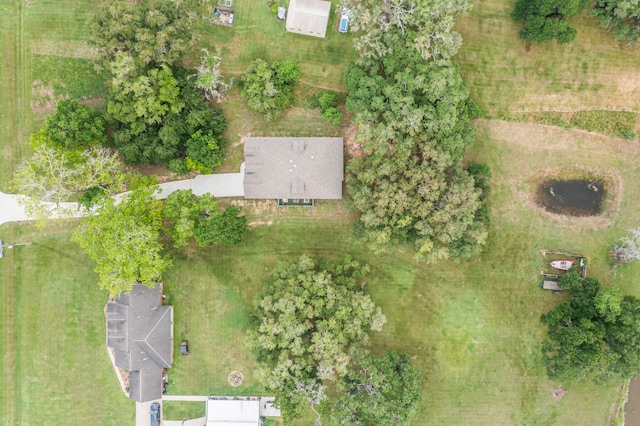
[248,256,386,420]
[541,269,640,382]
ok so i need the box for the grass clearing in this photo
[0,222,133,424]
[2,1,640,425]
[195,0,357,91]
[456,1,640,113]
[32,55,107,101]
[162,401,205,421]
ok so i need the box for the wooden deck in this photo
[543,280,564,291]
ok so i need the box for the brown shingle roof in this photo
[243,137,343,199]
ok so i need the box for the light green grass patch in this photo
[32,55,107,100]
[162,401,205,421]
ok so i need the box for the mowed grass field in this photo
[2,0,640,425]
[456,0,640,114]
[0,223,134,425]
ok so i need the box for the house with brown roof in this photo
[243,137,343,201]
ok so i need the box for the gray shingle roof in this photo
[243,137,343,199]
[106,283,173,403]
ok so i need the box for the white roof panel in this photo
[206,399,260,425]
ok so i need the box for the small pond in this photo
[534,179,605,216]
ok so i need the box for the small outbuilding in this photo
[206,399,261,426]
[285,0,331,38]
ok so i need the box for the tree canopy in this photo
[334,350,423,426]
[11,134,127,220]
[248,256,386,419]
[541,269,640,382]
[91,0,194,70]
[344,22,488,260]
[512,0,590,45]
[92,0,227,170]
[593,0,640,43]
[343,0,471,65]
[44,99,106,149]
[240,59,301,120]
[72,184,171,296]
[163,190,248,248]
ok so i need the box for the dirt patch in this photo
[31,80,66,113]
[78,98,104,109]
[552,386,567,401]
[127,164,197,183]
[248,220,273,227]
[228,370,243,387]
[231,199,279,216]
[343,123,363,158]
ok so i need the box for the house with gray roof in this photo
[243,137,343,200]
[285,0,331,38]
[106,283,173,402]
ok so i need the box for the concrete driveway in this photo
[0,191,86,226]
[136,399,161,426]
[155,163,245,199]
[0,164,245,226]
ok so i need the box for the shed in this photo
[206,399,261,426]
[286,0,331,38]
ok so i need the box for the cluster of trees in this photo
[240,59,301,120]
[91,0,229,173]
[593,0,640,43]
[164,190,247,248]
[308,90,342,126]
[249,256,422,424]
[541,269,640,382]
[512,0,640,45]
[344,0,489,261]
[11,100,126,219]
[73,187,248,295]
[511,0,589,45]
[73,183,170,296]
[343,0,471,65]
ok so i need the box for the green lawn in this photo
[196,0,358,90]
[161,117,640,424]
[3,0,640,425]
[456,0,640,116]
[0,223,133,425]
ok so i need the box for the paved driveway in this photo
[155,163,244,199]
[0,164,245,226]
[136,399,161,426]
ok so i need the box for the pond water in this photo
[534,179,605,216]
